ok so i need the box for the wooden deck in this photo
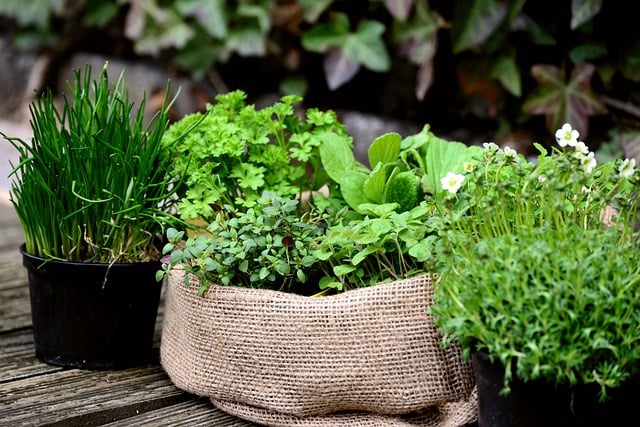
[0,201,259,426]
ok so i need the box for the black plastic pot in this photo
[472,351,639,427]
[21,245,163,370]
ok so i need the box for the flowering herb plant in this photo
[430,123,640,400]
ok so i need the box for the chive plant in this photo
[3,62,182,263]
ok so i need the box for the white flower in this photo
[441,172,465,194]
[463,161,474,173]
[619,158,636,178]
[482,142,500,152]
[573,141,589,155]
[503,146,518,160]
[555,123,579,148]
[580,152,597,173]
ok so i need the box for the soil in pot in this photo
[472,351,638,427]
[21,245,163,370]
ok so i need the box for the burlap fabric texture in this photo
[161,271,478,426]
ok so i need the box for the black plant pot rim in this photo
[19,243,161,267]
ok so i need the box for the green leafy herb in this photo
[431,123,640,400]
[163,89,347,223]
[4,62,183,263]
[159,192,327,295]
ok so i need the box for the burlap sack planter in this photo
[161,271,477,426]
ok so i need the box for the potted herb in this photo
[159,89,337,228]
[2,62,183,369]
[158,100,478,426]
[312,126,483,291]
[430,124,640,426]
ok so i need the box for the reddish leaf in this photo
[323,47,360,90]
[523,63,606,138]
[384,0,414,21]
[416,59,434,101]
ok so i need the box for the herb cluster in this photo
[159,193,327,295]
[431,123,640,399]
[162,89,347,223]
[5,63,182,263]
[312,125,480,290]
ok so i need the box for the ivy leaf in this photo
[570,0,603,30]
[522,63,607,138]
[176,0,227,39]
[416,60,435,101]
[451,0,508,53]
[384,0,413,21]
[298,0,334,23]
[490,54,521,97]
[620,40,640,83]
[343,20,391,72]
[324,47,361,90]
[301,12,350,53]
[227,27,266,56]
[133,7,195,55]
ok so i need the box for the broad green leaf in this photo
[368,132,402,167]
[174,39,220,80]
[490,55,521,97]
[333,264,357,276]
[82,0,119,27]
[0,0,63,29]
[319,276,343,290]
[523,14,556,45]
[451,0,508,53]
[176,0,227,39]
[343,20,391,72]
[319,132,358,183]
[363,163,387,203]
[569,43,607,65]
[134,10,195,55]
[570,0,603,30]
[352,246,378,265]
[237,3,271,32]
[393,1,439,65]
[340,171,369,212]
[227,27,266,56]
[299,0,334,23]
[422,135,482,194]
[301,12,350,52]
[408,237,435,262]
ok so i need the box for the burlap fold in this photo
[161,272,477,426]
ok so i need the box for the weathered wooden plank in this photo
[0,249,25,290]
[0,328,62,383]
[0,284,31,332]
[0,364,189,425]
[83,397,257,426]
